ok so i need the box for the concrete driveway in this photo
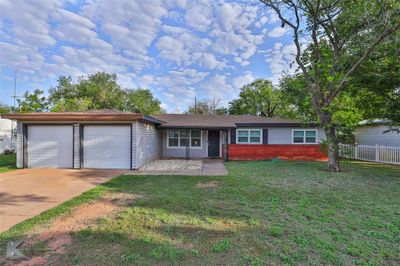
[0,168,126,232]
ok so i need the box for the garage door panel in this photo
[28,125,73,168]
[83,125,131,169]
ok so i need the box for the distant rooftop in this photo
[358,119,391,126]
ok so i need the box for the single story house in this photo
[2,110,328,169]
[354,119,400,146]
[0,118,16,154]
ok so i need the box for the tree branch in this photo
[326,24,400,104]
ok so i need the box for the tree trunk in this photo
[325,126,340,172]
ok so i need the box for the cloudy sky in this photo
[0,0,297,112]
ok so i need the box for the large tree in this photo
[16,72,163,114]
[260,0,400,171]
[228,79,295,118]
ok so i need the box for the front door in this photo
[208,130,220,157]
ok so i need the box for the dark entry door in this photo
[208,130,220,157]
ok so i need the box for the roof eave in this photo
[1,113,145,122]
[235,122,319,127]
[156,125,235,129]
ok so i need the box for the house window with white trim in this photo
[168,130,179,147]
[191,130,201,147]
[237,129,262,144]
[292,130,317,144]
[167,129,202,148]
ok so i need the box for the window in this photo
[293,131,304,143]
[179,130,189,147]
[191,130,201,147]
[167,130,202,148]
[237,129,262,144]
[305,131,316,143]
[168,130,179,147]
[292,130,317,144]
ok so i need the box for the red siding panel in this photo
[228,144,328,161]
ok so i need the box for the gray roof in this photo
[151,114,310,129]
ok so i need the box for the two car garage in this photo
[26,125,131,169]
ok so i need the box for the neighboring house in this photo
[0,118,16,154]
[355,119,400,146]
[2,110,327,169]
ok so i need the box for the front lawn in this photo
[0,154,16,173]
[1,161,399,265]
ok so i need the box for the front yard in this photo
[1,161,399,265]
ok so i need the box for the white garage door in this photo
[83,125,131,169]
[27,125,73,168]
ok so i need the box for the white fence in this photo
[339,144,400,165]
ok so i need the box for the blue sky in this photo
[0,0,297,112]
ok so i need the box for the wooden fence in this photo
[339,144,400,165]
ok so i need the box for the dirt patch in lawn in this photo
[196,181,220,188]
[10,193,142,266]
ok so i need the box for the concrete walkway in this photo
[0,168,126,232]
[126,159,228,176]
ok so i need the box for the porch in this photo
[159,128,230,159]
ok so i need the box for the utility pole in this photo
[11,69,19,113]
[10,69,20,151]
[194,97,197,114]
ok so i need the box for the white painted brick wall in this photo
[73,124,80,168]
[131,121,161,169]
[16,122,23,168]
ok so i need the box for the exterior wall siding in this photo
[268,128,326,144]
[161,129,208,158]
[0,118,15,153]
[228,144,328,161]
[131,122,138,169]
[73,124,80,168]
[16,122,23,168]
[355,126,400,146]
[131,121,161,169]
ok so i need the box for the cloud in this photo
[82,1,170,56]
[267,26,287,38]
[0,0,294,112]
[265,42,297,83]
[184,3,212,31]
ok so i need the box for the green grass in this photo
[1,161,399,265]
[0,154,16,173]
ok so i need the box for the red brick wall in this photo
[227,144,328,161]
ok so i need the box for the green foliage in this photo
[211,239,232,253]
[51,98,91,112]
[279,75,317,121]
[124,88,163,114]
[0,103,12,114]
[269,225,284,237]
[17,72,163,114]
[17,89,48,112]
[0,154,16,173]
[228,79,294,118]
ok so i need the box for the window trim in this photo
[166,129,203,149]
[236,129,263,144]
[291,129,318,144]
